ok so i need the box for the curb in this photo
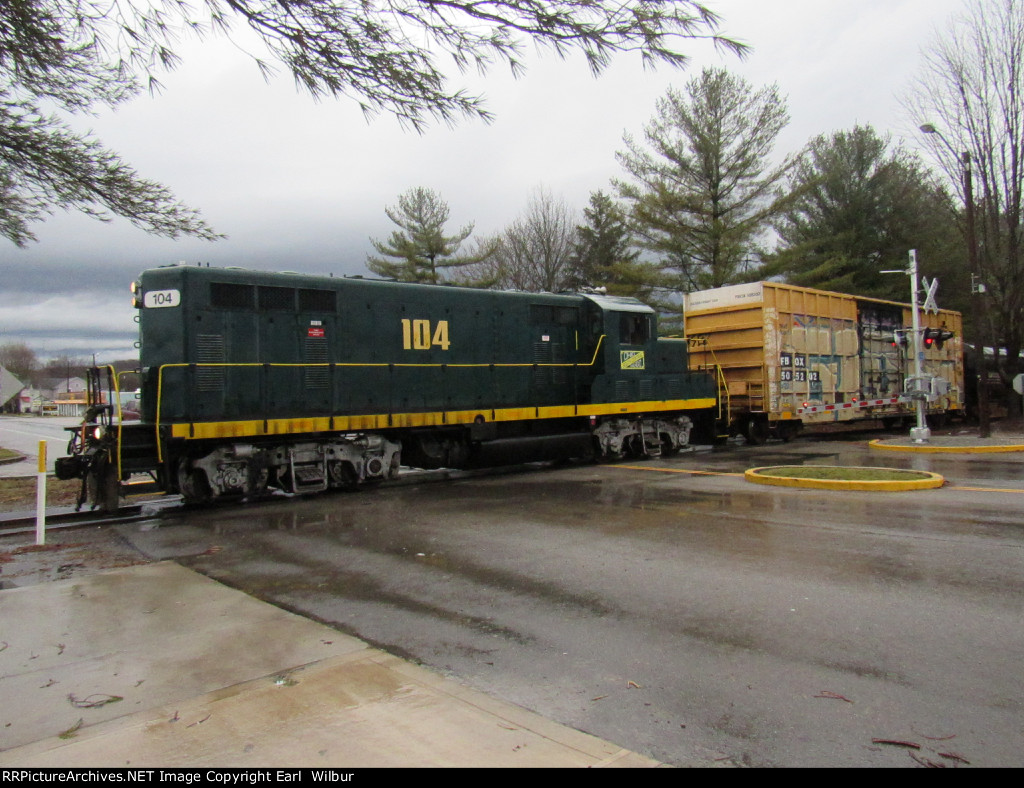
[744,466,945,492]
[869,439,1024,454]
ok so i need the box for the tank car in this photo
[57,265,719,510]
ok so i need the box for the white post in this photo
[908,250,930,443]
[35,440,47,546]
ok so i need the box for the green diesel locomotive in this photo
[57,265,719,509]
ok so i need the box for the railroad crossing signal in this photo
[922,327,954,350]
[921,277,939,313]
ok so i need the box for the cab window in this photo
[619,313,650,345]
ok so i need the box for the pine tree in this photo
[764,125,963,304]
[616,68,794,293]
[569,190,655,298]
[367,188,486,283]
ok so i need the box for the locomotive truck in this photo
[57,264,720,510]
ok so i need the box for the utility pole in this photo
[963,151,991,438]
[920,124,989,437]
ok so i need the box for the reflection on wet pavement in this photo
[114,432,1024,768]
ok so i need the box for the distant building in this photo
[40,377,87,395]
[9,376,90,416]
[0,370,120,417]
[53,390,91,417]
[46,378,90,417]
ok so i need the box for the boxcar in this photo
[684,282,964,443]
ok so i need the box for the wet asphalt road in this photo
[0,416,77,476]
[123,432,1024,768]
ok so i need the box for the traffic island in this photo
[744,465,945,491]
[870,437,1024,453]
[0,448,26,466]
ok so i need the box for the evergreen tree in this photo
[367,187,485,283]
[0,1,220,247]
[616,67,794,293]
[764,125,964,305]
[569,190,657,299]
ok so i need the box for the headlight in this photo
[92,426,105,441]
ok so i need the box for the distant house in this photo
[41,377,87,396]
[44,377,90,417]
[0,366,26,413]
[10,376,90,416]
[19,388,44,413]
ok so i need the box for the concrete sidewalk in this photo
[0,562,661,768]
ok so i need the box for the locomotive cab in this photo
[581,294,716,457]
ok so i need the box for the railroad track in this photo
[0,497,182,536]
[0,463,532,536]
[0,429,900,537]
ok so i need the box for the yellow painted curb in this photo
[744,466,945,491]
[869,439,1024,454]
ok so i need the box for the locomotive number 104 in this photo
[401,318,451,351]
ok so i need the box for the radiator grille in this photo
[305,337,329,389]
[195,334,225,391]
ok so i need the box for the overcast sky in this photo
[0,0,970,363]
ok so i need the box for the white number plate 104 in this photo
[143,289,181,308]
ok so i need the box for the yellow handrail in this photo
[686,336,729,423]
[91,365,123,481]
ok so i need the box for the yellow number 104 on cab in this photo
[401,319,451,351]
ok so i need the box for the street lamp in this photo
[920,123,990,438]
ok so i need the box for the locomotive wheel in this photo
[178,463,212,505]
[659,434,681,457]
[604,446,624,462]
[328,460,359,491]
